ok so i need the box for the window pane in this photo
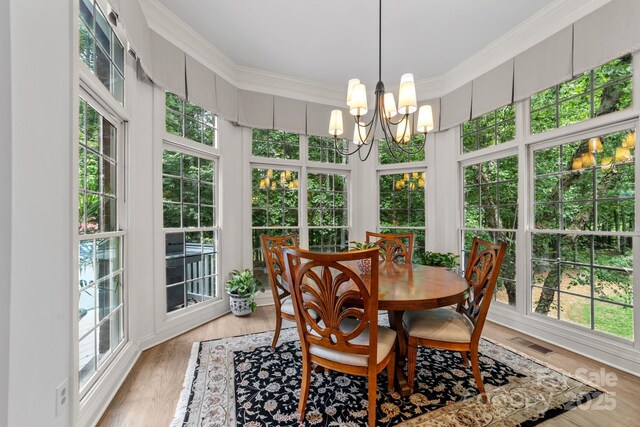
[162,151,219,313]
[252,168,299,227]
[78,0,123,104]
[533,128,635,231]
[460,105,515,154]
[79,20,95,70]
[309,228,349,253]
[463,156,518,306]
[252,129,300,160]
[594,300,633,340]
[531,55,633,134]
[308,135,348,164]
[162,150,217,229]
[251,227,299,286]
[378,170,426,261]
[379,135,425,164]
[165,92,217,147]
[531,232,633,340]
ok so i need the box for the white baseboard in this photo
[488,305,640,377]
[255,292,275,307]
[79,342,141,427]
[139,306,230,351]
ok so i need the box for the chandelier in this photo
[328,0,434,162]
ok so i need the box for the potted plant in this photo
[421,251,460,271]
[348,241,381,274]
[226,269,265,316]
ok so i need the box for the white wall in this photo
[219,120,245,296]
[428,129,459,253]
[0,1,11,425]
[127,71,157,345]
[8,0,73,426]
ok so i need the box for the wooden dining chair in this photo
[260,233,298,349]
[282,247,396,427]
[403,237,506,402]
[366,231,414,263]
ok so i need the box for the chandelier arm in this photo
[358,138,376,162]
[388,133,428,155]
[353,111,377,144]
[378,120,405,161]
[332,137,366,156]
[351,102,381,146]
[385,113,411,127]
[377,102,404,147]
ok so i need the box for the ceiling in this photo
[156,0,556,88]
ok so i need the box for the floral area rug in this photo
[171,327,602,426]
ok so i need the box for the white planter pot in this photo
[228,293,254,316]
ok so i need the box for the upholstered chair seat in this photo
[310,318,397,366]
[280,295,295,316]
[403,308,474,343]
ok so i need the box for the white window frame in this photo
[465,52,640,370]
[459,146,520,310]
[153,88,225,333]
[245,133,353,263]
[75,85,128,400]
[526,118,639,343]
[376,164,428,256]
[306,167,351,252]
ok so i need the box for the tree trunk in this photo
[534,153,619,314]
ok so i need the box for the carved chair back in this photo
[365,231,414,264]
[260,233,298,307]
[457,237,507,341]
[282,247,380,359]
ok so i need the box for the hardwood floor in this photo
[97,306,640,426]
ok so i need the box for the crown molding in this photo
[430,0,611,97]
[235,65,345,106]
[141,0,610,104]
[140,0,238,85]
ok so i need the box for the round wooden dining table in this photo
[361,261,469,397]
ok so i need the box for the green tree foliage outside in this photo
[463,156,518,305]
[379,172,426,258]
[251,166,300,281]
[308,135,348,164]
[165,92,216,146]
[79,0,124,103]
[532,127,635,340]
[531,55,632,134]
[461,105,515,153]
[379,135,425,165]
[162,150,215,229]
[307,172,349,252]
[252,129,299,159]
[79,98,117,234]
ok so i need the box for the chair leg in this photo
[367,370,377,427]
[386,352,395,392]
[460,351,469,367]
[271,315,282,349]
[407,343,418,390]
[298,357,312,422]
[470,348,487,403]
